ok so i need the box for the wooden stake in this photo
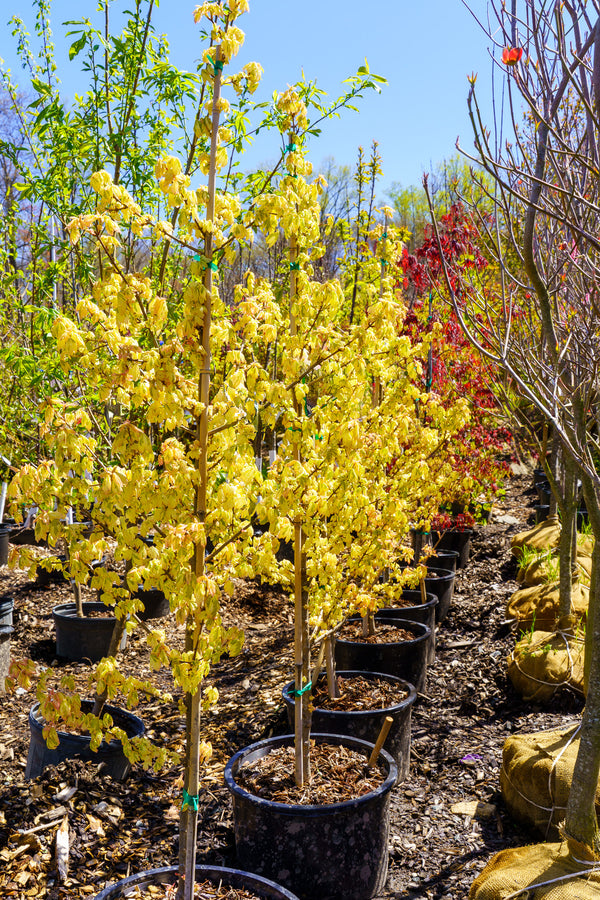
[324,634,339,698]
[367,716,394,769]
[419,577,427,604]
[55,815,69,883]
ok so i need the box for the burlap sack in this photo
[506,582,588,631]
[500,725,597,840]
[470,841,600,899]
[507,625,585,703]
[576,550,592,580]
[511,517,561,557]
[516,555,554,586]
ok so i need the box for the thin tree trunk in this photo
[178,44,223,900]
[564,476,600,853]
[557,452,576,619]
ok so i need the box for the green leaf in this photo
[68,33,88,61]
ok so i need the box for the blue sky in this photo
[1,0,500,193]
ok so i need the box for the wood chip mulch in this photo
[337,622,416,644]
[311,674,409,711]
[233,741,386,804]
[0,469,587,898]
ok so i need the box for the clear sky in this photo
[1,0,501,194]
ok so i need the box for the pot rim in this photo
[282,671,417,717]
[225,732,398,813]
[424,566,455,581]
[52,601,117,620]
[336,617,430,647]
[29,699,144,748]
[94,864,300,900]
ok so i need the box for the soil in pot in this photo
[93,865,300,900]
[282,671,417,780]
[25,699,144,781]
[335,617,430,691]
[225,733,397,900]
[52,601,127,663]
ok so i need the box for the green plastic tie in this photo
[192,254,218,272]
[290,261,300,271]
[182,789,199,812]
[286,143,297,152]
[291,680,312,697]
[383,231,388,239]
[213,59,224,76]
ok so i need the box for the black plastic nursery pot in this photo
[431,528,472,568]
[535,504,550,525]
[0,595,14,627]
[535,480,551,505]
[429,548,459,572]
[282,671,417,780]
[225,733,397,900]
[334,617,430,691]
[8,525,44,546]
[53,602,127,663]
[424,566,456,624]
[134,587,170,621]
[37,554,69,586]
[93,864,300,899]
[25,699,144,781]
[370,591,438,665]
[0,527,9,566]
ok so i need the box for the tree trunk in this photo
[557,452,576,619]
[564,475,600,853]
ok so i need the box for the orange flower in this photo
[502,47,523,65]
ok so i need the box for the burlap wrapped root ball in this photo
[507,622,586,703]
[506,581,588,632]
[516,554,555,586]
[511,518,561,557]
[469,841,600,899]
[500,724,599,840]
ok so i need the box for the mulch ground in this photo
[0,469,585,899]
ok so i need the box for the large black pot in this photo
[25,700,144,781]
[94,864,300,899]
[282,671,416,780]
[37,554,69,586]
[428,548,459,572]
[0,527,9,566]
[368,591,438,664]
[225,733,397,900]
[424,566,456,624]
[334,617,430,691]
[134,587,170,621]
[53,602,126,663]
[431,529,473,568]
